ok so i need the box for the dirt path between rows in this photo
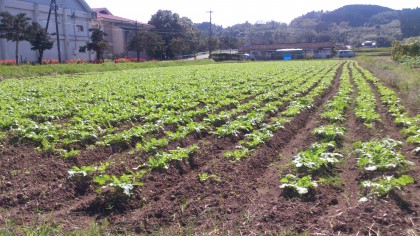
[1,62,419,235]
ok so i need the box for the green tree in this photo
[189,31,203,59]
[177,17,201,58]
[400,8,420,38]
[148,10,200,59]
[28,22,54,64]
[148,10,182,59]
[128,29,164,59]
[206,37,220,54]
[86,26,109,62]
[0,11,31,65]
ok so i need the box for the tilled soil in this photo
[0,64,419,235]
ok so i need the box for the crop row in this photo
[224,62,341,160]
[280,62,350,195]
[105,62,335,155]
[280,62,415,199]
[347,62,416,200]
[354,63,419,150]
[66,61,342,195]
[351,64,380,128]
[355,138,414,200]
[0,62,338,157]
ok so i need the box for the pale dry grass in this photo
[356,54,420,115]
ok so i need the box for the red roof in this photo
[240,42,334,52]
[93,8,153,28]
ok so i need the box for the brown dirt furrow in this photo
[97,64,345,234]
[226,62,344,234]
[369,82,420,218]
[314,63,420,235]
[0,65,337,232]
[0,144,77,224]
[366,76,420,231]
[58,67,326,171]
[3,62,418,235]
[315,63,368,234]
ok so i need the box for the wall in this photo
[92,20,128,58]
[0,0,93,62]
[111,24,125,56]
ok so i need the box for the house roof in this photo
[78,0,93,12]
[239,42,334,52]
[93,8,153,29]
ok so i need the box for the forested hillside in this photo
[196,5,420,49]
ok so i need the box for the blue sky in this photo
[85,0,420,26]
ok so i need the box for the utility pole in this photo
[135,20,140,61]
[46,0,62,63]
[206,10,213,58]
[229,29,231,54]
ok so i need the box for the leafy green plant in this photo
[360,175,414,198]
[145,145,199,170]
[352,65,381,128]
[56,149,80,158]
[242,128,273,149]
[312,125,345,142]
[282,99,312,117]
[93,173,145,196]
[279,174,317,195]
[354,138,414,171]
[137,137,169,153]
[224,147,251,161]
[68,162,110,178]
[197,173,220,182]
[292,142,343,172]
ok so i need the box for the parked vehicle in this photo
[243,54,256,61]
[337,50,355,58]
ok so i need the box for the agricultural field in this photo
[0,60,419,235]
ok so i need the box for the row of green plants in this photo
[1,61,340,159]
[280,63,415,199]
[119,63,330,154]
[218,64,334,138]
[0,59,216,79]
[63,61,340,196]
[355,138,414,200]
[351,63,381,128]
[0,63,286,151]
[355,63,419,149]
[280,63,351,195]
[351,62,414,199]
[68,145,199,196]
[223,63,341,161]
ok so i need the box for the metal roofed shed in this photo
[239,42,334,60]
[275,49,303,60]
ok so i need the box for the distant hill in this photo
[291,4,397,28]
[322,5,395,27]
[195,4,419,49]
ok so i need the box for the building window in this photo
[76,25,84,32]
[79,46,86,53]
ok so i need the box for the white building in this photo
[0,0,95,63]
